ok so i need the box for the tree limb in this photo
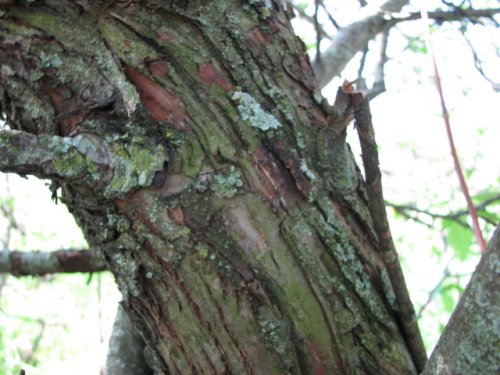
[313,0,409,88]
[0,130,108,180]
[0,129,168,199]
[422,225,500,375]
[313,1,499,88]
[389,7,500,24]
[0,249,107,276]
[105,304,152,375]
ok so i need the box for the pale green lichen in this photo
[107,214,131,233]
[232,91,281,131]
[300,160,316,181]
[109,249,141,298]
[265,86,294,123]
[104,140,167,198]
[247,0,273,18]
[257,307,295,371]
[196,244,209,258]
[38,50,63,68]
[212,166,243,198]
[52,149,97,178]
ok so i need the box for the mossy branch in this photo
[0,129,169,198]
[0,129,108,181]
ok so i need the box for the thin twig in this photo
[320,0,341,29]
[388,194,500,228]
[417,253,453,319]
[292,3,332,38]
[388,8,500,24]
[420,7,486,253]
[314,0,322,63]
[368,29,390,100]
[460,22,499,88]
[357,47,369,79]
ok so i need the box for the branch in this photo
[313,0,409,88]
[459,23,499,90]
[389,7,500,24]
[0,130,109,181]
[320,0,341,30]
[416,258,473,319]
[0,129,168,199]
[417,263,451,319]
[0,249,107,276]
[292,3,332,38]
[106,304,152,375]
[312,1,499,88]
[422,225,500,375]
[349,87,428,372]
[367,29,389,100]
[388,194,500,228]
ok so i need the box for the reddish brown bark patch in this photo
[39,76,85,135]
[246,27,267,45]
[155,27,173,43]
[304,339,329,375]
[168,206,185,225]
[271,142,311,198]
[197,63,233,92]
[124,64,189,130]
[146,58,169,77]
[252,147,303,208]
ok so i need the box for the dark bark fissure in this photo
[0,1,424,374]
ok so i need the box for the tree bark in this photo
[0,1,423,373]
[422,225,500,375]
[106,303,152,375]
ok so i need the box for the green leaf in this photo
[431,245,442,258]
[405,36,427,54]
[442,219,473,261]
[440,288,456,313]
[440,283,463,313]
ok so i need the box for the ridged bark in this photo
[0,1,419,373]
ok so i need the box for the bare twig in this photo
[417,259,452,319]
[349,88,428,372]
[292,3,332,38]
[388,194,500,228]
[313,0,409,88]
[459,23,499,89]
[367,29,390,100]
[420,8,486,253]
[357,47,369,79]
[311,0,499,88]
[388,8,500,24]
[320,0,341,29]
[314,0,322,63]
[417,259,474,319]
[390,202,469,228]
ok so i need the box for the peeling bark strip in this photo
[0,1,422,374]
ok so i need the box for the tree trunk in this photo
[0,1,422,373]
[422,226,500,375]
